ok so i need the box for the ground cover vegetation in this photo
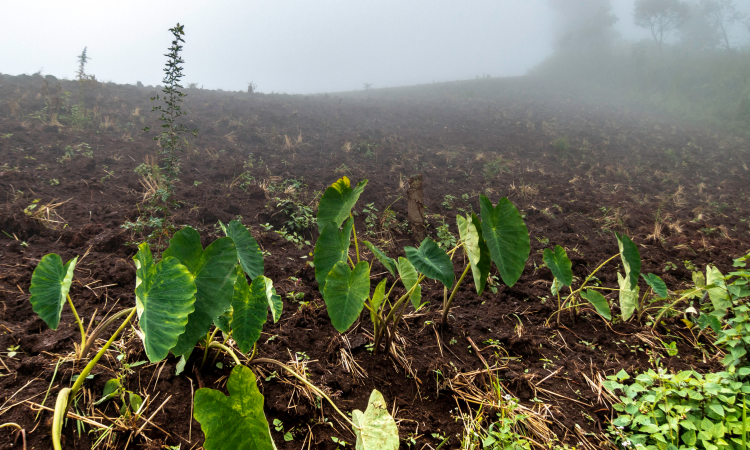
[1,22,750,450]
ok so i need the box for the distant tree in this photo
[76,47,89,81]
[549,0,619,55]
[634,0,690,54]
[679,2,720,51]
[700,0,745,52]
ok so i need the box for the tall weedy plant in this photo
[140,23,197,244]
[70,47,91,128]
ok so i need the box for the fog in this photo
[0,0,698,94]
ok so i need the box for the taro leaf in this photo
[314,217,354,293]
[615,232,641,290]
[134,244,197,363]
[456,214,491,294]
[215,308,233,334]
[364,240,396,276]
[405,238,454,289]
[397,257,422,309]
[317,176,368,232]
[352,390,399,450]
[29,254,78,330]
[580,289,611,321]
[706,265,731,316]
[230,268,269,354]
[221,220,264,280]
[618,273,640,321]
[370,279,387,327]
[543,245,573,287]
[479,195,530,287]
[641,273,668,299]
[263,281,283,323]
[323,261,371,333]
[194,365,275,450]
[163,227,238,356]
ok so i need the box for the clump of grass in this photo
[483,157,511,180]
[553,137,570,152]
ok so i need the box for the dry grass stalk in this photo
[27,198,71,229]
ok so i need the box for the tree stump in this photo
[407,174,425,242]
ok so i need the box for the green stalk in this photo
[66,294,87,359]
[207,341,241,365]
[351,219,360,263]
[650,288,704,330]
[742,395,747,450]
[250,358,357,430]
[52,307,136,450]
[441,263,471,327]
[373,275,425,352]
[201,327,221,368]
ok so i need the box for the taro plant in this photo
[544,233,649,324]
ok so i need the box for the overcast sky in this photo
[1,1,747,94]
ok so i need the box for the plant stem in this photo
[52,307,136,450]
[351,219,360,263]
[66,294,86,358]
[201,328,221,368]
[207,342,241,365]
[373,275,425,352]
[650,288,704,330]
[249,358,357,429]
[441,263,471,327]
[81,307,135,358]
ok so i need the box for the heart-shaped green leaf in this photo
[314,217,353,293]
[364,240,396,276]
[221,220,264,280]
[543,245,573,287]
[457,214,491,294]
[405,238,454,289]
[397,257,422,309]
[641,273,668,299]
[230,268,269,354]
[317,176,368,232]
[615,232,641,290]
[352,390,400,450]
[580,289,611,321]
[29,254,78,330]
[194,365,275,450]
[618,273,639,321]
[323,261,370,332]
[134,244,196,362]
[479,195,530,287]
[163,227,238,356]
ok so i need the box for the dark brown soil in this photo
[0,72,748,449]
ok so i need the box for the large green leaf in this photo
[580,289,611,321]
[397,257,422,309]
[363,240,396,276]
[615,232,641,290]
[314,217,354,293]
[194,365,275,450]
[134,244,197,362]
[352,390,400,450]
[221,220,264,280]
[29,254,78,330]
[618,273,640,321]
[405,238,454,289]
[231,268,269,354]
[543,245,573,287]
[457,214,491,294]
[641,273,668,299]
[479,195,530,287]
[706,266,730,315]
[323,261,371,332]
[163,227,238,356]
[316,176,368,232]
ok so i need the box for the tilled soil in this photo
[0,72,748,449]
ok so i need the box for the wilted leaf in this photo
[353,390,399,450]
[618,272,640,321]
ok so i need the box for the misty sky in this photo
[1,1,748,94]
